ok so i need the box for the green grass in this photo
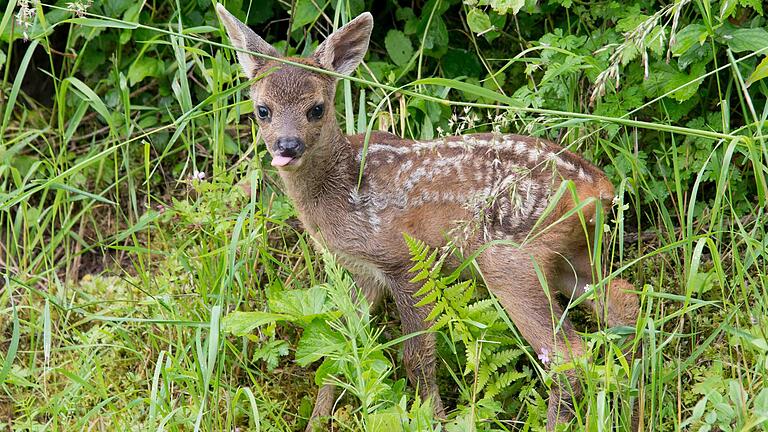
[2,0,768,431]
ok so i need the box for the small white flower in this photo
[192,170,206,181]
[612,195,621,205]
[16,0,38,40]
[538,348,550,365]
[583,284,592,293]
[67,1,93,18]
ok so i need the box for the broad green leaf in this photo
[755,389,768,415]
[750,337,768,351]
[442,48,482,78]
[291,0,322,31]
[419,15,448,53]
[314,357,340,386]
[653,62,707,102]
[245,0,275,25]
[368,412,403,431]
[127,56,163,86]
[268,286,329,320]
[385,30,413,67]
[490,0,525,15]
[221,311,291,336]
[295,320,346,366]
[466,8,492,34]
[672,24,708,56]
[746,56,768,87]
[722,27,768,53]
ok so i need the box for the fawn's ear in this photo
[216,3,278,78]
[312,12,373,76]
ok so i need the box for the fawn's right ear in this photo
[216,3,278,78]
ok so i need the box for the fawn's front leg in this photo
[306,270,388,432]
[388,273,445,417]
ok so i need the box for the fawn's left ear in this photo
[312,12,373,76]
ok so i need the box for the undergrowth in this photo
[1,0,768,431]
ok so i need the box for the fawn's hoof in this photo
[305,385,335,432]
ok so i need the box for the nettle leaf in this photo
[467,8,492,34]
[291,0,322,31]
[397,7,420,35]
[645,61,706,102]
[368,412,402,431]
[295,319,346,366]
[720,27,768,53]
[268,286,330,321]
[127,56,163,86]
[678,42,709,70]
[672,24,708,56]
[442,48,483,78]
[385,30,413,67]
[245,0,275,25]
[222,311,291,336]
[419,15,448,55]
[489,0,525,15]
[314,357,341,386]
[746,56,768,87]
[343,0,366,16]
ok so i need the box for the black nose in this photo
[275,137,305,157]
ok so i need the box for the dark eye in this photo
[308,104,324,120]
[256,105,270,120]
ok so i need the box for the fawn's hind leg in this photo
[555,238,641,430]
[477,243,585,430]
[556,241,639,334]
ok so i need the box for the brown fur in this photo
[216,5,639,430]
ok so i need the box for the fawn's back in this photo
[346,131,613,251]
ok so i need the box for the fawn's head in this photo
[216,4,373,170]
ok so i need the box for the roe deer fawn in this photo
[216,4,639,430]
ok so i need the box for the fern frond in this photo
[489,348,524,371]
[485,370,528,399]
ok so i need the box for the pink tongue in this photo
[271,155,294,167]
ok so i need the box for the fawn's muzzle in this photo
[272,137,305,167]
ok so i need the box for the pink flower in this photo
[538,348,550,365]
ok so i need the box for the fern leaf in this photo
[426,299,446,322]
[485,370,527,399]
[431,312,452,331]
[409,268,430,283]
[414,289,440,307]
[413,278,435,297]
